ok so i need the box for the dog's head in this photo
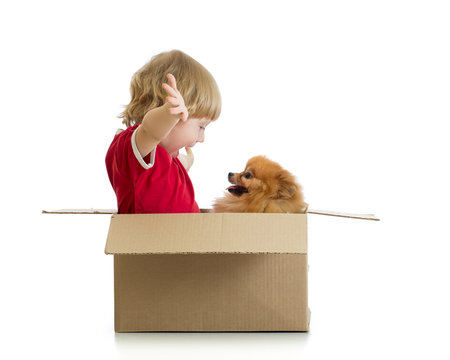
[226,155,299,199]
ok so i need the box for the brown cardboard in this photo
[105,213,307,255]
[113,254,308,332]
[106,213,309,332]
[42,207,378,332]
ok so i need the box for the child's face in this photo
[160,117,211,158]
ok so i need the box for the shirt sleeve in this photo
[131,128,156,169]
[110,125,157,186]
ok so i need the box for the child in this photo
[105,50,221,214]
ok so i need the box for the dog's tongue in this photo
[226,185,248,196]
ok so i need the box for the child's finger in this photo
[162,83,178,98]
[181,110,188,122]
[166,96,179,106]
[167,105,188,121]
[185,147,193,158]
[176,108,188,121]
[185,147,194,168]
[166,73,178,90]
[168,105,183,115]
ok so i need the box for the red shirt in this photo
[105,124,200,214]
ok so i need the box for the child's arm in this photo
[134,74,188,158]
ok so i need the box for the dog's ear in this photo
[277,172,297,199]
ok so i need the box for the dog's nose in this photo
[228,172,234,181]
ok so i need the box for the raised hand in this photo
[162,73,188,122]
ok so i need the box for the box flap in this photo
[307,209,379,221]
[104,213,307,255]
[42,208,117,214]
[41,208,211,214]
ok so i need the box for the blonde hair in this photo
[119,50,221,127]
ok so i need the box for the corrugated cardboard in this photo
[42,208,378,332]
[106,213,309,332]
[105,213,307,254]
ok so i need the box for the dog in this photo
[212,155,308,213]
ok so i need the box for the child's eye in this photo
[199,126,205,130]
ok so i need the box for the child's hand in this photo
[178,147,194,171]
[162,73,188,122]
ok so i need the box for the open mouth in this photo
[226,185,248,197]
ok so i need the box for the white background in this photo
[1,0,449,359]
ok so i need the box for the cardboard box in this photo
[43,208,378,332]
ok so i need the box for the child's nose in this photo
[197,132,205,143]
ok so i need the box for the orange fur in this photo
[212,155,308,213]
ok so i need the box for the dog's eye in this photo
[244,172,252,179]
